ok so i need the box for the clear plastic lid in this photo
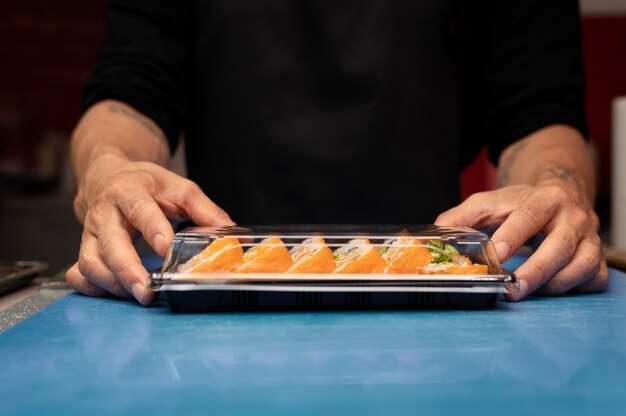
[150,225,516,293]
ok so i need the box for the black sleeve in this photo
[484,0,587,164]
[81,0,190,153]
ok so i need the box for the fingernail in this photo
[153,234,165,254]
[495,241,510,262]
[518,279,529,298]
[131,283,145,303]
[514,279,529,301]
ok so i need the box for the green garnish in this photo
[427,240,459,263]
[379,246,389,255]
[428,239,444,250]
[333,252,342,261]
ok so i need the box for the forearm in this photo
[497,124,596,206]
[71,99,171,188]
[67,100,232,305]
[70,99,172,224]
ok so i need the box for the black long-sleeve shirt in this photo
[82,0,587,224]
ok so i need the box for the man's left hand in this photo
[435,183,608,300]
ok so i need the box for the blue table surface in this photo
[2,256,626,416]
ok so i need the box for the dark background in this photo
[1,1,625,273]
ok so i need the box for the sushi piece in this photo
[447,263,489,275]
[178,237,243,273]
[236,237,293,273]
[426,257,489,275]
[423,239,488,275]
[381,238,433,274]
[334,239,386,274]
[288,237,335,274]
[424,255,489,275]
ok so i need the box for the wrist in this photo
[534,164,595,208]
[74,144,129,188]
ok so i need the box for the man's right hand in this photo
[66,102,234,305]
[66,153,234,305]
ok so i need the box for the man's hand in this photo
[67,100,234,305]
[435,184,608,300]
[436,125,608,300]
[66,154,234,304]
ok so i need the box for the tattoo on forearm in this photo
[107,104,167,142]
[546,165,585,188]
[497,142,527,187]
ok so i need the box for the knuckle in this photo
[127,197,152,224]
[544,185,570,204]
[85,202,107,228]
[65,266,81,289]
[503,210,537,245]
[515,205,544,229]
[102,170,155,197]
[541,278,565,296]
[73,194,86,221]
[553,236,577,263]
[590,233,602,247]
[78,252,100,277]
[595,266,609,291]
[580,263,610,293]
[109,279,126,297]
[99,233,120,256]
[590,212,600,231]
[102,179,127,199]
[115,261,139,283]
[529,259,551,284]
[182,181,202,202]
[569,207,590,229]
[579,250,602,275]
[82,282,101,297]
[133,169,158,191]
[66,266,99,297]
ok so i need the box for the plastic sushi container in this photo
[149,225,516,312]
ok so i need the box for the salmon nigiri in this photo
[334,239,386,274]
[178,237,244,273]
[382,238,433,274]
[288,237,335,274]
[236,237,293,273]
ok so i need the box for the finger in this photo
[533,235,603,296]
[116,191,174,256]
[490,200,557,263]
[77,231,132,298]
[505,222,581,301]
[434,192,498,227]
[141,164,235,227]
[94,209,158,305]
[66,262,110,297]
[169,180,235,227]
[571,256,609,293]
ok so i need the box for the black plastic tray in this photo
[152,225,516,312]
[163,288,499,312]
